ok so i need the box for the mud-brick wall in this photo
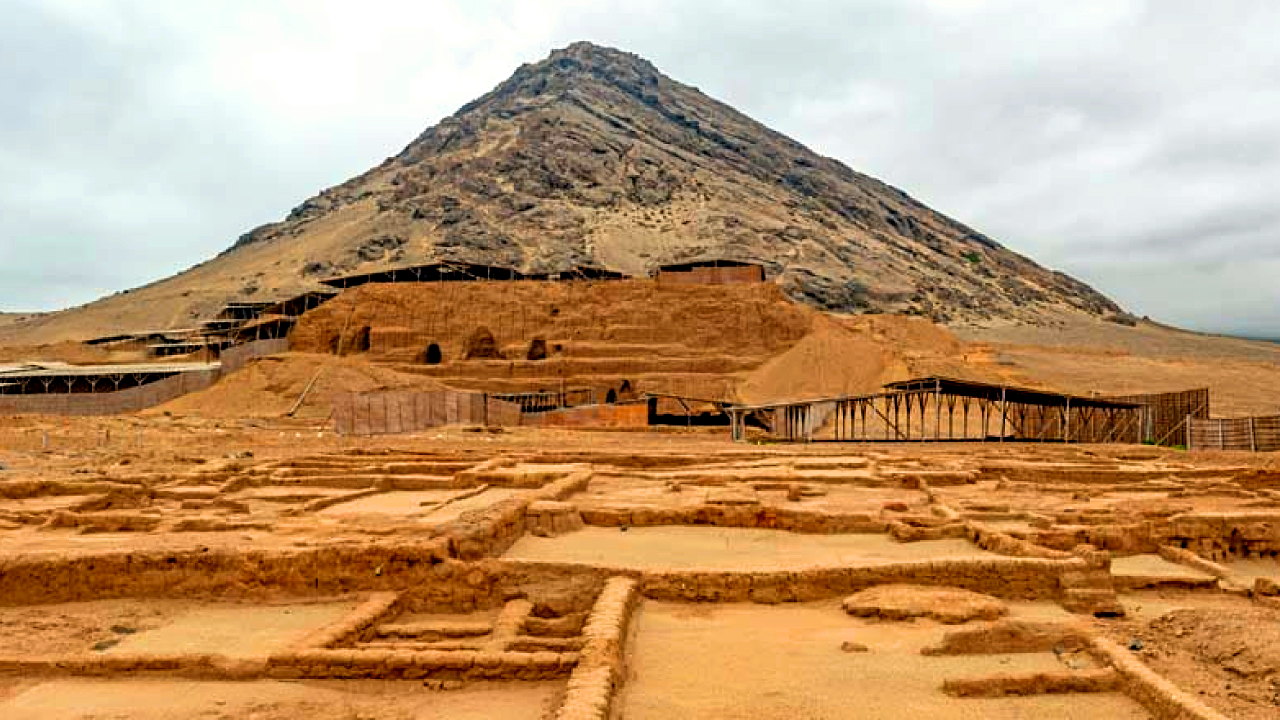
[1161,511,1280,560]
[0,369,219,416]
[522,402,650,428]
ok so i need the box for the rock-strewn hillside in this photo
[1,41,1123,344]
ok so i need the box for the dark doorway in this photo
[463,327,502,360]
[422,342,442,365]
[527,337,548,361]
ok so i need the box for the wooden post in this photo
[1249,417,1257,452]
[999,388,1007,442]
[890,394,901,440]
[934,381,941,442]
[1064,398,1071,444]
[980,398,988,442]
[904,395,911,441]
[1185,414,1192,450]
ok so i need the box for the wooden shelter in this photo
[727,376,1145,443]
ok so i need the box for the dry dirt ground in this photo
[2,414,1280,718]
[958,314,1280,416]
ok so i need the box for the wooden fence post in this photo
[1249,417,1257,452]
[999,388,1007,442]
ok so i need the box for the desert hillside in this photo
[959,317,1280,416]
[0,41,1124,347]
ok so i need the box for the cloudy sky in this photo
[3,0,1278,335]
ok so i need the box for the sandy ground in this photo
[1110,554,1216,582]
[505,526,994,569]
[104,601,357,657]
[1101,592,1280,720]
[316,489,461,516]
[0,599,357,659]
[959,316,1280,416]
[4,416,1280,718]
[0,600,177,657]
[1224,556,1280,585]
[620,600,1149,719]
[420,488,523,523]
[0,679,563,720]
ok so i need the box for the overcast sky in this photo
[3,0,1278,336]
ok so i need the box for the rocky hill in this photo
[2,42,1123,344]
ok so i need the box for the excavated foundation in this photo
[2,440,1275,719]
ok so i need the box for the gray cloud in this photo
[2,0,1278,336]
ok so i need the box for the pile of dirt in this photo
[842,585,1008,624]
[154,353,446,419]
[737,314,1007,403]
[1123,606,1280,719]
[737,316,894,402]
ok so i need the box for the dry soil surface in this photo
[620,600,1149,719]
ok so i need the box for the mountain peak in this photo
[448,40,664,123]
[545,40,653,67]
[133,43,1128,334]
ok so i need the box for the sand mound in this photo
[1121,605,1280,719]
[155,352,446,419]
[842,584,1007,624]
[737,316,892,403]
[737,314,1006,403]
[1147,607,1280,678]
[922,619,1087,656]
